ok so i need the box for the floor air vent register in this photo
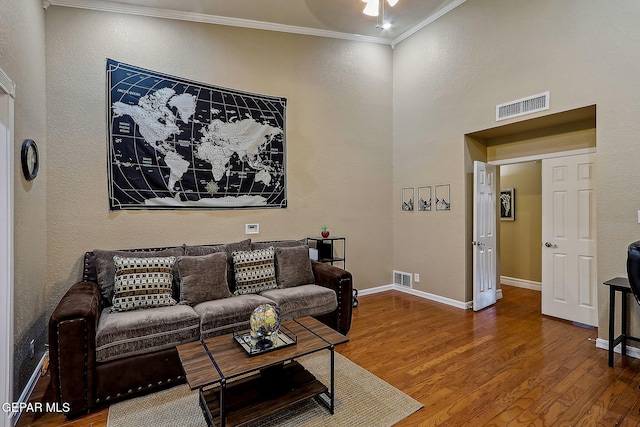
[393,270,412,288]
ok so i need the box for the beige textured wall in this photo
[7,1,640,399]
[0,0,48,397]
[499,162,542,283]
[488,126,596,162]
[44,7,393,315]
[393,0,640,340]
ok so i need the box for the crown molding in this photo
[46,0,394,45]
[46,0,466,47]
[392,0,466,47]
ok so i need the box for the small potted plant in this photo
[321,226,330,238]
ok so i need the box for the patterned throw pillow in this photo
[111,256,177,312]
[232,247,278,295]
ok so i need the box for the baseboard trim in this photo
[501,276,542,292]
[11,351,49,425]
[358,285,470,310]
[595,338,640,360]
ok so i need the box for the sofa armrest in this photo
[48,281,102,417]
[311,261,353,334]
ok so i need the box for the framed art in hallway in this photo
[500,188,515,221]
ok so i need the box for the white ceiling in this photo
[47,0,466,45]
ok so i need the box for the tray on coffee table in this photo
[233,324,297,356]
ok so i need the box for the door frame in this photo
[487,147,596,301]
[488,148,596,167]
[0,68,15,427]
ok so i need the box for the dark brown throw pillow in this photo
[176,252,231,306]
[183,239,251,291]
[275,245,315,289]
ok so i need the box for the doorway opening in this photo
[499,161,542,292]
[465,105,596,316]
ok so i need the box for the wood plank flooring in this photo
[16,285,640,426]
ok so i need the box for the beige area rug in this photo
[107,352,423,427]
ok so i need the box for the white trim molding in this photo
[358,284,504,310]
[358,284,470,309]
[501,276,542,292]
[489,147,596,167]
[9,352,49,425]
[595,339,640,360]
[0,66,14,427]
[391,0,466,47]
[47,0,467,47]
[47,0,393,45]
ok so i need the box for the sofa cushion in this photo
[94,247,183,306]
[95,305,200,363]
[260,285,337,320]
[275,245,315,289]
[111,256,177,312]
[176,252,230,306]
[194,294,276,339]
[232,247,278,295]
[251,239,306,250]
[184,239,251,292]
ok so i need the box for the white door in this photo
[473,161,498,311]
[542,153,597,326]
[0,70,14,427]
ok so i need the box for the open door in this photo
[473,161,498,311]
[541,153,597,326]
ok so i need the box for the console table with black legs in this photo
[603,277,640,367]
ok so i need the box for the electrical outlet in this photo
[30,339,35,359]
[414,273,420,283]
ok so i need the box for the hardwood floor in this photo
[16,285,640,426]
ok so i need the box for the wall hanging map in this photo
[106,59,287,210]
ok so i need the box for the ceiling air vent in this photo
[496,92,549,121]
[393,270,412,288]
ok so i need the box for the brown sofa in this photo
[48,239,353,418]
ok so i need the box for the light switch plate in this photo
[245,224,259,234]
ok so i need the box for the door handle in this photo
[472,241,485,247]
[544,242,558,248]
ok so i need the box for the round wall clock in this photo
[21,139,39,181]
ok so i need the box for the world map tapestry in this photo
[106,59,287,210]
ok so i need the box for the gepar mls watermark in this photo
[2,401,70,415]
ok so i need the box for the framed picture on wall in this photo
[500,188,515,221]
[418,186,432,211]
[402,187,414,211]
[435,184,451,211]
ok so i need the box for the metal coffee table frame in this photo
[178,316,348,427]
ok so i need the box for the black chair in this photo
[627,241,640,397]
[627,241,640,305]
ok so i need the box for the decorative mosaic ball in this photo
[250,304,281,349]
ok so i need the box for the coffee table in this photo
[177,316,349,427]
